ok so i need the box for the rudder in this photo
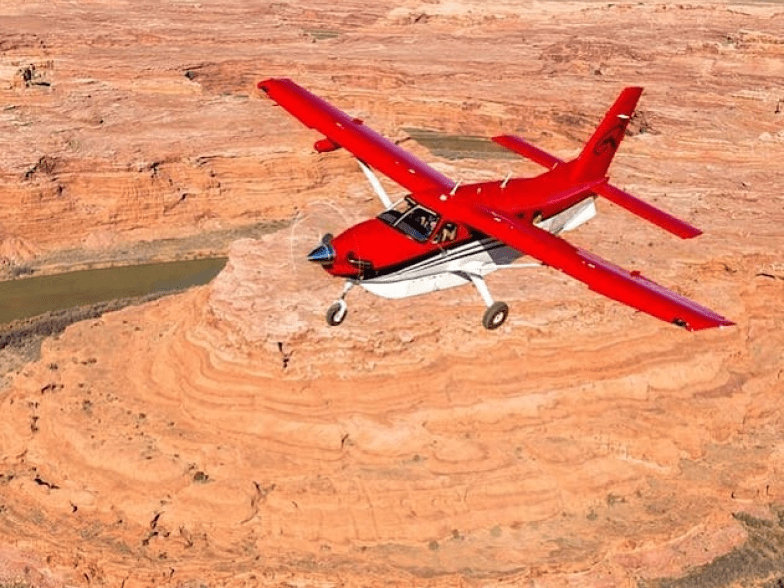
[570,87,643,181]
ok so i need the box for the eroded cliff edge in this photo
[1,1,783,586]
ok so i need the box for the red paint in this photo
[314,137,341,153]
[259,78,733,331]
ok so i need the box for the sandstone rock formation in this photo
[1,1,783,587]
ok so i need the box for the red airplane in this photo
[258,78,733,331]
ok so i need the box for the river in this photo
[0,257,227,325]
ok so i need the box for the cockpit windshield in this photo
[378,197,440,242]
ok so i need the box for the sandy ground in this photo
[1,1,784,587]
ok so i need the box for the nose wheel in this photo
[325,280,355,327]
[326,300,348,326]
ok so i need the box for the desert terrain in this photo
[1,0,783,586]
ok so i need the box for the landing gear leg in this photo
[469,274,509,330]
[326,280,355,326]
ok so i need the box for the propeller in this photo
[307,241,335,264]
[288,202,355,273]
[312,233,336,263]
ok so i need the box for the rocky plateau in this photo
[1,1,783,587]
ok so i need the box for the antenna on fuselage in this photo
[501,172,512,189]
[449,179,463,196]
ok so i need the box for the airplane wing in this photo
[452,204,733,331]
[258,78,455,195]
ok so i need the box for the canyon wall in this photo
[1,1,783,586]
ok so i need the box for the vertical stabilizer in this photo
[570,87,643,181]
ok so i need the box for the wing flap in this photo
[455,206,733,331]
[259,78,455,195]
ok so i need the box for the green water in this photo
[403,128,520,161]
[0,257,227,325]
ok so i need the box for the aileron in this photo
[258,78,455,195]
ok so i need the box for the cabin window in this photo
[377,197,415,225]
[378,198,440,242]
[432,222,458,244]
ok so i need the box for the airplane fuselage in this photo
[316,171,599,281]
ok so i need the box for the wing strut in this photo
[357,160,392,209]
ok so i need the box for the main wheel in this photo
[482,301,509,330]
[326,301,347,326]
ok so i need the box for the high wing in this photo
[258,78,455,195]
[451,204,734,331]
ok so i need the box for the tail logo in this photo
[593,122,626,157]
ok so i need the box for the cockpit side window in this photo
[378,198,440,242]
[378,197,415,225]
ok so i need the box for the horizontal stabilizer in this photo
[492,132,701,239]
[595,183,702,239]
[492,135,563,170]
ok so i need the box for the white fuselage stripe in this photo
[359,198,597,299]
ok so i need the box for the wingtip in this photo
[257,77,293,94]
[680,226,703,239]
[257,79,276,93]
[683,316,736,331]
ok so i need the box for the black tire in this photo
[482,301,508,330]
[326,302,346,326]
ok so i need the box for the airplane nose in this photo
[307,242,336,264]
